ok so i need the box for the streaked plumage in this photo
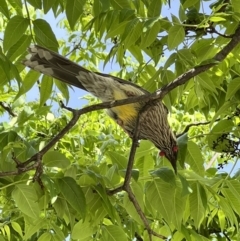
[23,45,178,173]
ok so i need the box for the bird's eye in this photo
[172,146,178,152]
[159,151,165,157]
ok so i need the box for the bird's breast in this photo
[111,89,138,122]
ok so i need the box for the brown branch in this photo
[206,26,234,38]
[0,162,39,176]
[0,102,17,117]
[176,119,220,137]
[107,103,167,240]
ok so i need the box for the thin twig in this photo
[0,102,16,117]
[176,118,220,137]
[222,231,231,241]
[205,153,219,170]
[24,0,35,43]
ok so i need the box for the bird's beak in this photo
[170,159,177,174]
[169,151,178,174]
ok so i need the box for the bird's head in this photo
[159,144,178,174]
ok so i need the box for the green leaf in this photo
[185,141,204,175]
[66,0,85,29]
[38,233,52,241]
[208,119,234,152]
[16,106,34,125]
[191,39,216,63]
[54,79,69,103]
[43,151,70,169]
[123,20,143,48]
[3,15,28,52]
[232,0,240,13]
[24,219,47,240]
[150,167,176,186]
[0,0,10,19]
[3,225,10,241]
[168,25,185,50]
[146,179,175,223]
[211,101,234,125]
[178,174,192,196]
[15,70,41,101]
[11,222,23,238]
[6,34,31,61]
[33,19,59,51]
[182,0,199,8]
[209,16,226,22]
[210,119,234,135]
[189,182,207,228]
[58,177,86,218]
[102,225,128,241]
[43,0,56,14]
[110,0,131,9]
[12,184,40,219]
[105,21,129,40]
[7,0,22,15]
[226,77,240,100]
[40,75,53,106]
[196,72,217,94]
[172,181,187,229]
[222,180,240,216]
[27,0,41,8]
[41,174,59,198]
[72,218,94,240]
[177,133,188,168]
[147,0,162,17]
[141,19,160,48]
[94,184,116,220]
[218,210,225,232]
[107,151,128,170]
[218,195,237,228]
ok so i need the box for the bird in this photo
[23,45,178,173]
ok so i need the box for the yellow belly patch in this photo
[111,89,138,122]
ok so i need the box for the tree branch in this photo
[176,119,220,137]
[0,102,17,117]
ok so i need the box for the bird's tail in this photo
[23,45,89,91]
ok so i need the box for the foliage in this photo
[0,0,240,240]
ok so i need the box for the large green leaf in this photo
[189,182,207,228]
[168,25,185,50]
[6,34,31,61]
[33,19,59,51]
[147,0,162,17]
[185,141,204,175]
[66,0,85,29]
[226,77,240,100]
[72,218,94,240]
[40,75,53,106]
[58,177,86,218]
[43,151,70,169]
[3,15,28,52]
[27,0,42,8]
[102,225,128,241]
[0,0,10,19]
[146,179,176,223]
[15,70,40,101]
[222,180,240,216]
[12,184,40,219]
